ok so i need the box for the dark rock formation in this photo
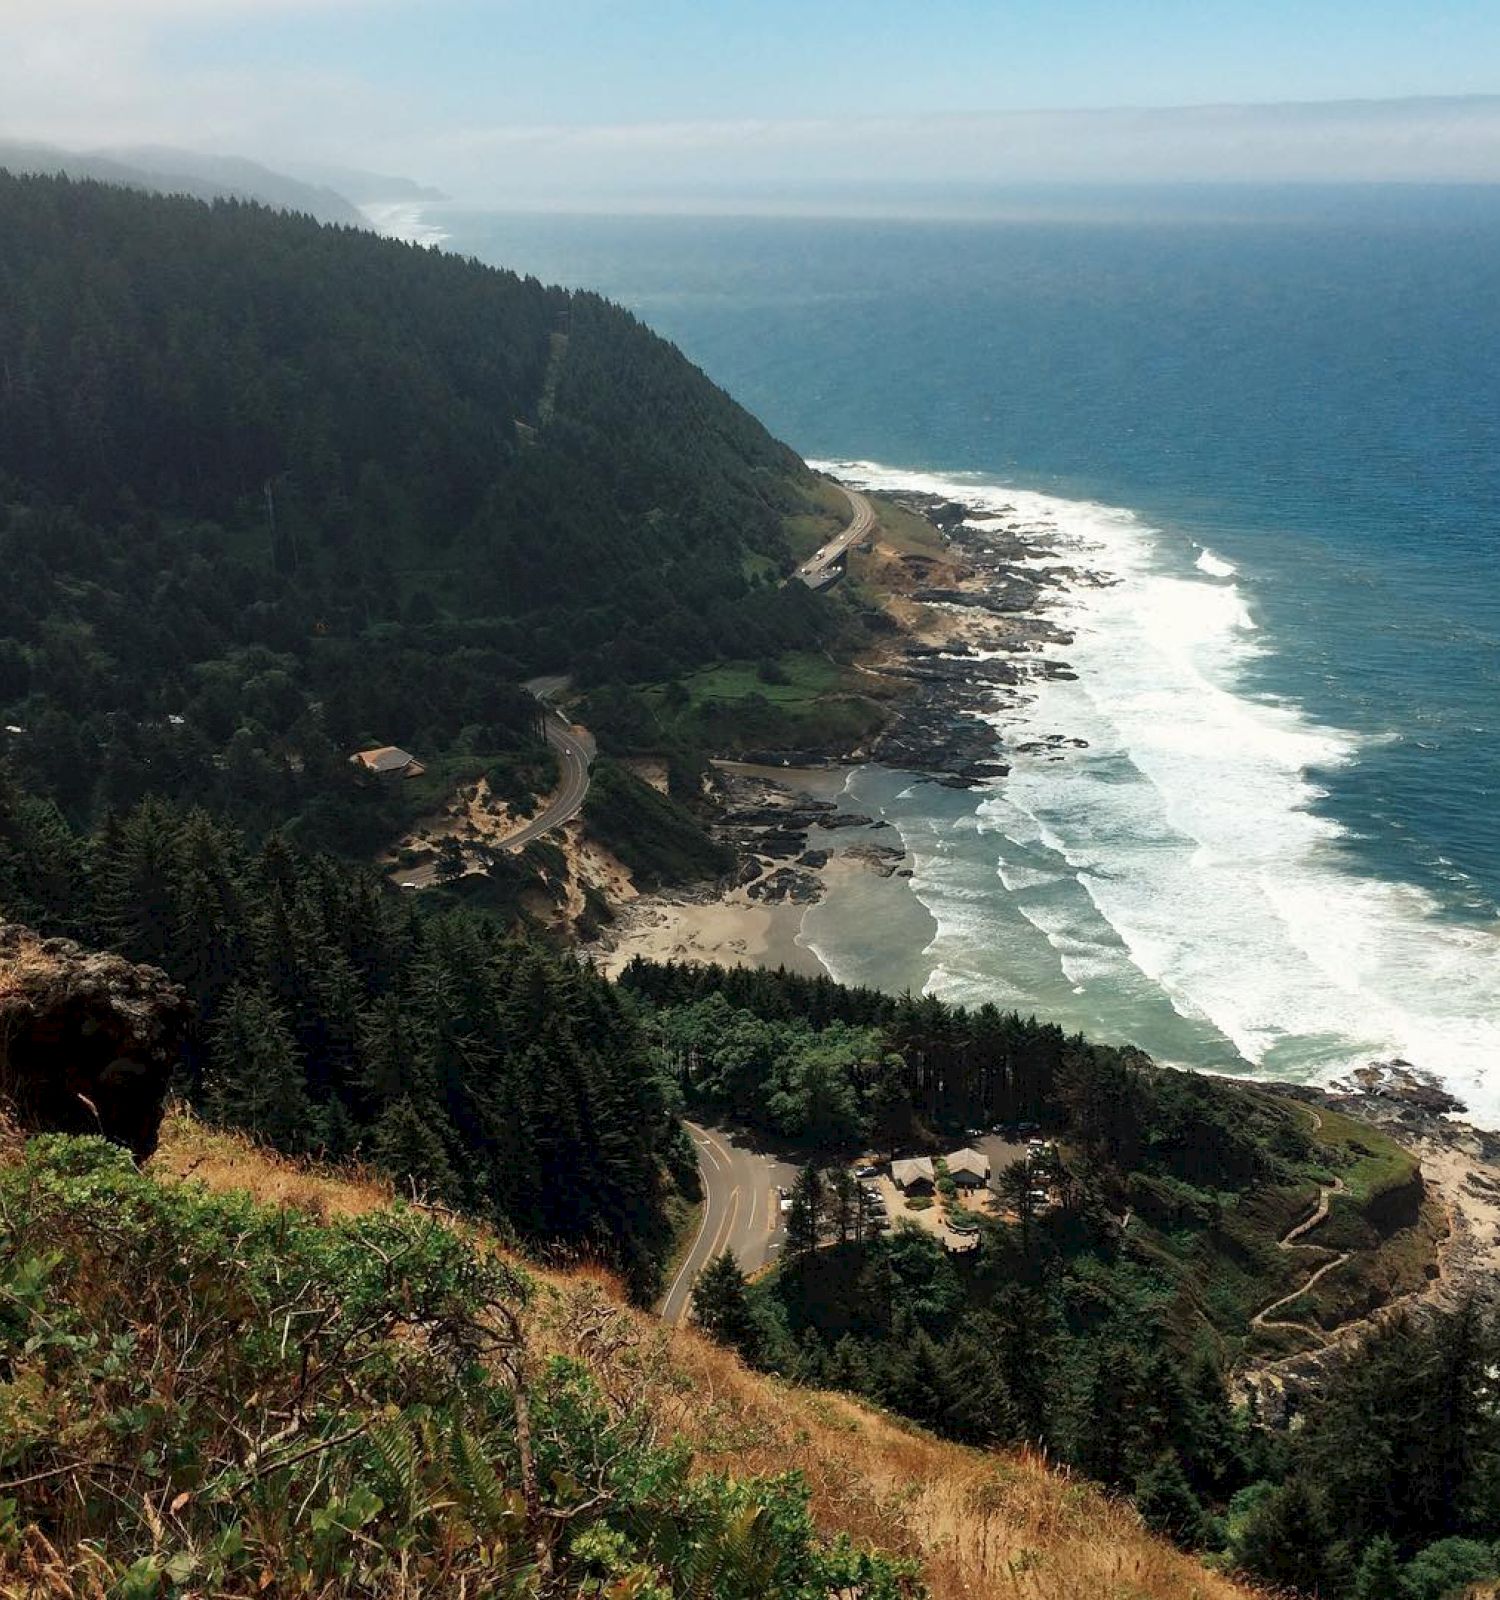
[0,924,189,1160]
[747,868,823,905]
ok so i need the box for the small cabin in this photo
[944,1147,991,1189]
[892,1157,936,1195]
[350,745,426,782]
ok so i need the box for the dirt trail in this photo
[1250,1173,1349,1336]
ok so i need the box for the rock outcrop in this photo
[0,924,189,1160]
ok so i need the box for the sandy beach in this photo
[596,767,917,981]
[598,891,826,980]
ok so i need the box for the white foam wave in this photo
[814,458,1500,1125]
[359,201,450,248]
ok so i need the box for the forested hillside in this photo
[622,960,1485,1600]
[0,779,691,1298]
[0,173,840,847]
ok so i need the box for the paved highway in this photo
[395,702,594,888]
[794,484,876,587]
[659,1122,801,1326]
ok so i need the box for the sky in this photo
[2,0,1499,205]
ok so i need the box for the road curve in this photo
[498,714,592,851]
[659,1122,799,1326]
[394,705,594,888]
[794,484,876,587]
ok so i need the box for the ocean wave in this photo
[1196,548,1238,577]
[358,201,451,248]
[812,459,1500,1125]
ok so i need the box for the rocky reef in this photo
[0,923,189,1159]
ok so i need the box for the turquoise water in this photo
[424,191,1500,1117]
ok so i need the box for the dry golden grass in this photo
[147,1111,1266,1600]
[150,1104,396,1222]
[0,930,65,1002]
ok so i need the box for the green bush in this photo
[0,1136,920,1598]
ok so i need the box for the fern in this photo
[449,1415,523,1538]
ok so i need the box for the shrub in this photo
[0,1136,920,1598]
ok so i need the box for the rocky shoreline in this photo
[589,482,1120,967]
[740,488,1105,789]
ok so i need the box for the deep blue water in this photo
[436,192,1500,917]
[424,190,1500,1110]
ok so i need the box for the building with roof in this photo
[892,1156,935,1194]
[944,1147,991,1188]
[350,746,426,781]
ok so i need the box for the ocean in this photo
[403,189,1500,1120]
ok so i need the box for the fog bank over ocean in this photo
[398,187,1500,1120]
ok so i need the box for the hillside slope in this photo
[0,174,840,844]
[133,1110,1263,1600]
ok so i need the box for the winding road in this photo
[794,484,876,588]
[394,684,594,888]
[658,1122,800,1326]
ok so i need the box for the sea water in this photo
[411,189,1500,1119]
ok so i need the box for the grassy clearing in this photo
[637,651,894,756]
[784,477,852,561]
[1304,1106,1419,1207]
[867,494,947,557]
[680,652,849,707]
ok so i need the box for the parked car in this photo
[854,1165,880,1180]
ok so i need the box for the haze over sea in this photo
[419,187,1500,1120]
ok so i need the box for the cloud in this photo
[0,2,399,161]
[0,0,1496,211]
[423,97,1500,203]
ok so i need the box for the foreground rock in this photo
[0,923,189,1160]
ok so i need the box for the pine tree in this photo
[93,795,179,965]
[784,1164,824,1259]
[371,1095,460,1203]
[692,1250,760,1360]
[208,984,320,1153]
[1352,1534,1403,1600]
[1234,1477,1333,1597]
[1134,1453,1208,1548]
[996,1158,1037,1254]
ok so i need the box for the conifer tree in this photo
[208,984,320,1153]
[1351,1534,1403,1600]
[1134,1454,1209,1548]
[784,1164,824,1259]
[1233,1477,1333,1597]
[371,1094,460,1204]
[692,1250,760,1359]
